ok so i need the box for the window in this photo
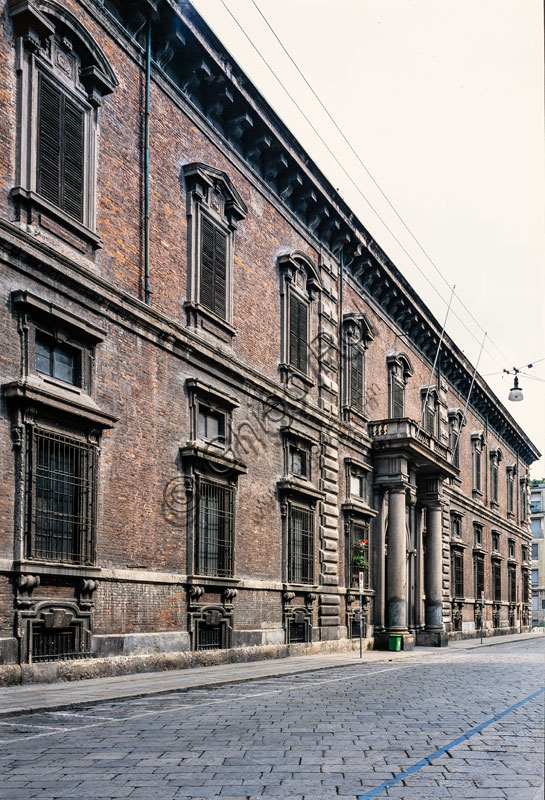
[451,550,464,598]
[471,433,484,494]
[35,333,81,386]
[10,3,117,246]
[289,444,309,479]
[532,542,539,559]
[289,293,309,373]
[342,313,375,418]
[474,524,483,547]
[37,76,84,223]
[288,505,314,584]
[474,554,485,598]
[26,429,96,564]
[492,532,500,552]
[451,513,462,539]
[531,500,542,513]
[522,546,529,563]
[531,519,543,538]
[198,405,226,445]
[448,409,464,470]
[350,472,368,502]
[506,465,516,515]
[531,569,538,586]
[520,478,529,523]
[349,520,370,589]
[489,448,502,505]
[200,217,228,319]
[508,540,515,558]
[492,560,502,601]
[509,566,517,603]
[421,387,438,437]
[386,352,413,419]
[195,478,234,577]
[183,163,247,341]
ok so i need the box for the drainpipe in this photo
[143,19,151,305]
[338,248,344,418]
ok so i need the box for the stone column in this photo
[386,485,408,632]
[424,503,443,631]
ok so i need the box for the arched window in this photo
[278,252,321,385]
[10,0,117,246]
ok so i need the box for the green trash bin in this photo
[389,634,402,652]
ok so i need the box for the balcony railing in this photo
[368,418,451,462]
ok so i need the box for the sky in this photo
[190,0,545,474]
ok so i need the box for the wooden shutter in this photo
[200,217,228,319]
[350,348,364,410]
[38,77,61,208]
[392,379,404,418]
[62,97,84,222]
[37,76,84,222]
[289,294,308,373]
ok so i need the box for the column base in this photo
[416,630,448,647]
[374,632,415,651]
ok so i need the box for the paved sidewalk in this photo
[0,631,542,717]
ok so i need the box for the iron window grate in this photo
[197,623,222,651]
[196,478,234,577]
[289,621,307,644]
[28,429,95,564]
[288,506,314,584]
[31,626,92,662]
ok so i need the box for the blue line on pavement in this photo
[357,686,545,799]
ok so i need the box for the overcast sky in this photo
[191,0,545,473]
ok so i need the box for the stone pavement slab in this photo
[0,631,542,717]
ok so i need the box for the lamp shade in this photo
[508,375,523,401]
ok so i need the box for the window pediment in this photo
[183,162,247,229]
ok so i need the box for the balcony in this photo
[368,417,458,478]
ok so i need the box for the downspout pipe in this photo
[144,19,151,305]
[338,248,344,418]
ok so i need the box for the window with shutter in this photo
[350,348,364,411]
[289,293,308,373]
[37,76,84,223]
[392,379,404,418]
[200,217,228,319]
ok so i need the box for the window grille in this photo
[197,623,223,650]
[200,216,227,318]
[288,506,314,584]
[38,75,84,222]
[196,478,234,577]
[27,429,95,563]
[452,550,464,598]
[31,625,91,662]
[507,473,514,513]
[350,615,366,639]
[288,620,307,643]
[493,561,502,601]
[522,570,530,601]
[350,521,369,589]
[473,447,482,492]
[289,294,308,373]
[509,566,517,603]
[474,555,484,598]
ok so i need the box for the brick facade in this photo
[0,0,539,682]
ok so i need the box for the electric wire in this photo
[213,0,513,371]
[250,0,514,369]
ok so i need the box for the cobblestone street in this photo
[0,637,543,800]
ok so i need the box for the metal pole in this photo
[143,19,151,305]
[480,590,484,644]
[359,570,363,658]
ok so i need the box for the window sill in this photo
[3,378,118,429]
[342,500,377,518]
[11,187,102,250]
[184,301,236,343]
[187,575,240,587]
[450,540,469,549]
[14,560,100,578]
[277,477,325,503]
[279,363,315,390]
[180,442,247,475]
